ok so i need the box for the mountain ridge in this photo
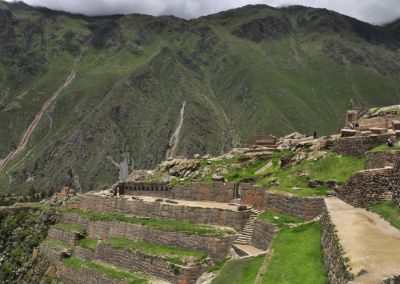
[0,1,399,194]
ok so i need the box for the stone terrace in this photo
[322,197,400,283]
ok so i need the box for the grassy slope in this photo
[368,201,400,229]
[211,255,264,284]
[261,222,328,283]
[259,210,303,228]
[264,153,364,196]
[0,3,399,194]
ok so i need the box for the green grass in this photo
[368,201,400,229]
[63,208,235,237]
[63,257,148,284]
[370,142,400,152]
[76,237,97,252]
[261,222,328,283]
[106,237,208,265]
[42,239,70,250]
[53,223,86,234]
[260,153,364,196]
[212,255,264,284]
[259,210,303,228]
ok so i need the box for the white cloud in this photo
[5,0,400,24]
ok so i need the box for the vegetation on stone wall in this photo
[106,237,208,265]
[0,206,60,282]
[63,256,148,284]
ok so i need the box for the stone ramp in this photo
[325,197,400,283]
[232,244,267,257]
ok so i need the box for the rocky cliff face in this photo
[0,206,60,283]
[0,2,400,194]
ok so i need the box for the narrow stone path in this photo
[325,197,400,283]
[0,48,85,172]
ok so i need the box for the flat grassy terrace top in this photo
[53,223,86,234]
[370,142,400,152]
[106,237,208,266]
[76,237,97,252]
[42,239,71,250]
[63,208,235,237]
[259,210,303,228]
[63,256,148,284]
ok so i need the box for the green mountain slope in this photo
[0,2,399,194]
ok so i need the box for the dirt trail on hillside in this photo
[0,49,85,172]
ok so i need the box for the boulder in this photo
[194,154,201,159]
[326,180,337,189]
[212,175,225,182]
[308,179,325,188]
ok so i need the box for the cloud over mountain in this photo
[4,0,400,24]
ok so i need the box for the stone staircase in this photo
[234,208,261,245]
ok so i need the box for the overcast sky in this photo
[5,0,400,24]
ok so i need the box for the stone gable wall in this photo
[70,195,250,231]
[321,205,352,284]
[96,243,206,284]
[63,212,236,259]
[251,219,275,250]
[333,134,391,157]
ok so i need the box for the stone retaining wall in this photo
[96,243,206,284]
[365,151,399,169]
[321,205,352,284]
[251,219,275,250]
[74,246,96,261]
[333,134,391,157]
[337,168,399,207]
[58,264,124,284]
[63,213,236,259]
[240,186,324,221]
[71,195,250,231]
[47,227,77,245]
